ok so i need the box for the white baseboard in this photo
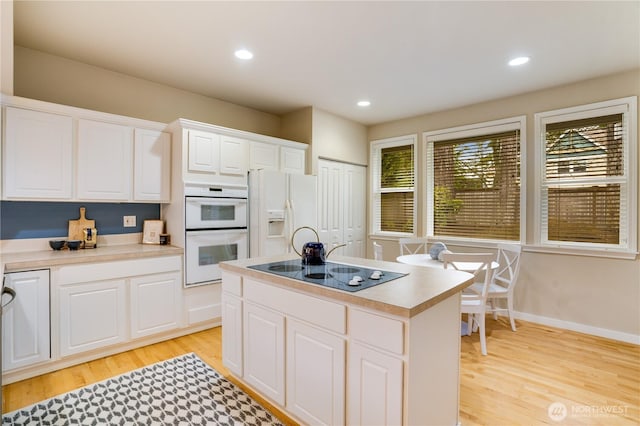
[513,311,640,345]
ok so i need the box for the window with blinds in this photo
[536,97,637,251]
[429,130,521,240]
[371,136,416,235]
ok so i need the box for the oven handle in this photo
[185,197,248,206]
[186,229,248,236]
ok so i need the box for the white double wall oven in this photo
[184,185,248,287]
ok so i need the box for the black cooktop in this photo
[248,259,408,292]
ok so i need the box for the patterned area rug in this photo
[2,353,282,425]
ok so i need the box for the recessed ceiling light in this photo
[234,49,253,60]
[357,100,371,107]
[508,56,530,66]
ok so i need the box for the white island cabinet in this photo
[220,255,473,426]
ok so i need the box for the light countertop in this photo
[220,254,474,318]
[1,244,183,273]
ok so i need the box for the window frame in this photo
[370,134,418,237]
[423,116,527,244]
[533,96,638,257]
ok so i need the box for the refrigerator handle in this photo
[289,199,297,253]
[284,200,292,253]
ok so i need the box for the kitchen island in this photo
[220,254,474,426]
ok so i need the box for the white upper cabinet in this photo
[249,141,279,171]
[77,119,133,200]
[280,146,306,174]
[171,118,307,187]
[188,129,220,174]
[249,141,307,174]
[187,130,248,178]
[3,107,73,199]
[1,97,171,203]
[220,135,249,176]
[134,129,171,202]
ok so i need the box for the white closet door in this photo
[317,159,366,258]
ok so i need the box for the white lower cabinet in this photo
[348,342,404,426]
[221,269,462,426]
[57,256,183,358]
[184,283,221,325]
[243,301,286,405]
[286,319,345,425]
[130,272,181,339]
[59,279,127,356]
[221,293,243,376]
[2,270,51,372]
[221,272,351,425]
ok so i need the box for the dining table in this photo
[396,254,499,272]
[396,253,499,336]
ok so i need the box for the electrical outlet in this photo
[123,215,136,227]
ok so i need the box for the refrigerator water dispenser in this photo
[267,210,285,237]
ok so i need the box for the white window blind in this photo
[537,97,637,252]
[428,129,521,240]
[371,136,416,235]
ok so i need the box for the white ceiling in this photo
[13,1,640,126]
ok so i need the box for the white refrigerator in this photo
[249,169,318,258]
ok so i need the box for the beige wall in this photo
[310,107,368,174]
[281,107,313,171]
[369,69,640,340]
[282,106,368,174]
[13,46,282,137]
[0,0,13,95]
[281,107,313,144]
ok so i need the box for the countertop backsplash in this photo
[0,201,160,241]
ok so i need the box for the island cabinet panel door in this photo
[286,319,345,425]
[347,341,403,426]
[243,302,285,405]
[221,292,243,376]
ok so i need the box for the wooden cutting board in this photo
[68,207,95,242]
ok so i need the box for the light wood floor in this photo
[3,318,639,425]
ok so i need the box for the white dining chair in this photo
[442,251,496,356]
[398,237,429,255]
[373,241,384,261]
[468,243,522,331]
